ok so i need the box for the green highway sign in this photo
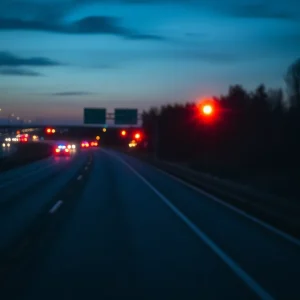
[114,108,138,125]
[84,108,106,124]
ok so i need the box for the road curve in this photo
[1,149,299,300]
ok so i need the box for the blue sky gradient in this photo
[0,0,299,124]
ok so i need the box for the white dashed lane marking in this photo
[49,200,63,214]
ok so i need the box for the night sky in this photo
[0,0,299,124]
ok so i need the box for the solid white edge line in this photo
[107,150,274,300]
[77,175,83,180]
[151,165,300,248]
[49,200,63,214]
[107,149,300,248]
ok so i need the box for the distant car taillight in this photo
[81,141,89,148]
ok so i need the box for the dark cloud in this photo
[228,3,297,20]
[71,16,164,40]
[0,51,61,67]
[75,0,299,20]
[0,0,70,21]
[73,0,200,3]
[52,91,95,96]
[0,68,43,76]
[0,16,165,40]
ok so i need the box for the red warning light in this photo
[134,132,141,140]
[198,98,219,121]
[202,104,213,115]
[121,130,127,137]
[46,128,51,133]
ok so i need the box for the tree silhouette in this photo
[140,62,300,197]
[285,58,300,108]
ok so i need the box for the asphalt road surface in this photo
[0,143,16,158]
[0,148,299,300]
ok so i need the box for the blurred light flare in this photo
[203,104,213,115]
[81,141,89,148]
[197,98,220,122]
[128,140,137,148]
[134,132,142,140]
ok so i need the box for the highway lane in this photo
[0,157,54,182]
[1,149,300,299]
[0,156,66,202]
[0,143,16,158]
[0,150,88,253]
[0,152,82,204]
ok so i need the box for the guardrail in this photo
[123,149,300,239]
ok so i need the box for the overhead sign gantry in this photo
[83,108,138,125]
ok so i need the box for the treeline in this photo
[142,78,300,186]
